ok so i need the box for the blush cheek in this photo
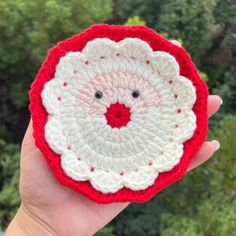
[141,88,160,108]
[89,102,106,115]
[77,82,108,115]
[76,87,94,110]
[144,95,160,107]
[76,72,160,116]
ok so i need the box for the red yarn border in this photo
[29,24,208,203]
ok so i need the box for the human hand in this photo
[5,95,222,236]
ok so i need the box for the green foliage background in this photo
[0,0,235,235]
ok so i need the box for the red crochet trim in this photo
[29,24,208,203]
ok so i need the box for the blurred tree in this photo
[110,0,163,26]
[0,140,20,229]
[160,214,202,236]
[0,0,112,142]
[198,70,209,82]
[95,226,114,236]
[213,67,236,115]
[124,16,146,26]
[111,0,217,61]
[203,0,236,116]
[198,198,236,236]
[113,200,163,236]
[214,0,236,24]
[158,0,217,61]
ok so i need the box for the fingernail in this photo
[170,40,182,47]
[212,95,223,105]
[211,140,220,151]
[219,97,223,105]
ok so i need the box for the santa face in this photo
[41,38,196,193]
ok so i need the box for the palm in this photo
[20,126,128,235]
[19,95,221,235]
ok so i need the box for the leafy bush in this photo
[113,200,164,236]
[160,214,202,236]
[96,226,114,236]
[158,0,217,59]
[124,16,146,26]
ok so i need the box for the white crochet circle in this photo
[41,38,197,193]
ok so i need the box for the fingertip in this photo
[187,141,219,172]
[207,95,223,118]
[208,95,223,105]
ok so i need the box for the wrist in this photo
[5,204,56,236]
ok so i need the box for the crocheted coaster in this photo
[29,24,208,203]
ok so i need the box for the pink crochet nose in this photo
[104,102,131,128]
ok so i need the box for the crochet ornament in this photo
[29,24,208,203]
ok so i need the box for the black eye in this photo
[132,90,139,98]
[95,90,103,99]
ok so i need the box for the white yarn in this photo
[41,38,197,193]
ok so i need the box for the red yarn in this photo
[104,102,131,128]
[29,24,208,203]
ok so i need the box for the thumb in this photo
[21,118,36,157]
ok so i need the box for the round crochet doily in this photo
[29,24,208,203]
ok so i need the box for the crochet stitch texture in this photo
[29,24,208,203]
